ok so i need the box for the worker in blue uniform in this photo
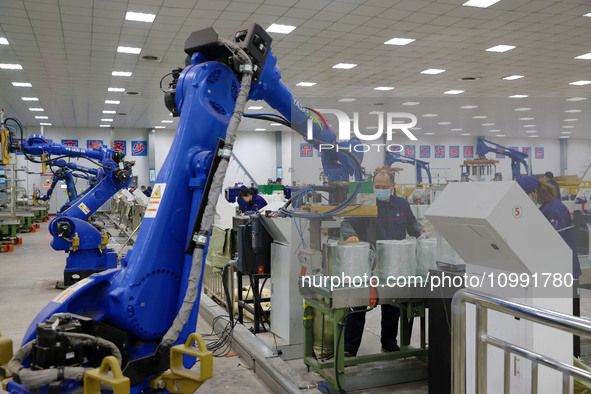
[543,171,561,200]
[237,187,268,213]
[340,170,426,356]
[516,175,581,278]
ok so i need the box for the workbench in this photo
[299,279,428,391]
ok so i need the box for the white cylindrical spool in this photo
[375,239,417,279]
[417,237,438,276]
[326,242,372,280]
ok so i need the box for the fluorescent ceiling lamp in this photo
[117,46,141,54]
[255,128,266,131]
[384,37,415,45]
[473,115,487,119]
[0,38,8,45]
[108,87,125,92]
[0,64,22,70]
[402,102,420,105]
[584,13,591,17]
[567,97,587,101]
[495,134,506,137]
[410,127,421,130]
[509,94,528,98]
[29,108,44,111]
[563,118,578,121]
[489,129,501,132]
[438,122,451,125]
[444,90,464,94]
[421,69,445,74]
[422,114,438,117]
[523,124,536,127]
[35,116,48,119]
[461,105,478,109]
[374,86,394,91]
[270,123,282,126]
[339,98,356,102]
[565,109,581,113]
[161,120,173,123]
[266,24,296,34]
[462,0,501,8]
[451,128,463,131]
[102,110,116,114]
[575,53,591,60]
[39,123,52,126]
[125,12,156,23]
[519,117,534,120]
[333,63,357,69]
[486,45,515,52]
[461,133,471,136]
[482,123,495,126]
[561,131,572,134]
[105,100,120,104]
[525,130,537,134]
[21,97,38,101]
[529,135,539,138]
[99,125,110,128]
[296,82,316,87]
[247,106,263,109]
[112,71,132,77]
[562,125,574,129]
[514,107,531,111]
[154,126,166,129]
[12,82,31,87]
[570,80,591,86]
[101,118,113,122]
[424,132,434,135]
[503,75,523,80]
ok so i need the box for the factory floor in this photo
[0,218,270,394]
[4,218,591,393]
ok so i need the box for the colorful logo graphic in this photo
[131,140,147,156]
[522,147,531,156]
[300,143,313,157]
[449,145,459,158]
[405,145,416,158]
[87,140,102,149]
[464,146,473,158]
[435,145,445,158]
[535,147,544,159]
[113,140,126,155]
[420,145,431,158]
[61,139,78,147]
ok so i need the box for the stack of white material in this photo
[375,238,417,278]
[416,237,438,276]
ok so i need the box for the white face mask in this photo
[374,188,391,201]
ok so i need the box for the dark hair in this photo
[537,179,557,204]
[239,187,252,198]
[374,170,395,185]
[544,171,554,179]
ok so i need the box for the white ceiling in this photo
[1,0,591,140]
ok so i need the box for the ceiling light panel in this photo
[125,12,156,23]
[266,24,296,34]
[117,46,141,54]
[384,37,415,46]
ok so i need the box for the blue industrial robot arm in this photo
[385,152,432,185]
[476,137,530,179]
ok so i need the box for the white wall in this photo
[567,139,591,179]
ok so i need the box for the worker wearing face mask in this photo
[516,175,581,278]
[340,170,426,356]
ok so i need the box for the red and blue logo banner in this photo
[449,145,459,158]
[509,146,518,152]
[405,145,416,158]
[113,140,126,155]
[535,147,544,159]
[435,145,445,158]
[61,139,78,147]
[131,140,147,156]
[420,145,430,158]
[87,140,102,149]
[522,147,531,156]
[463,146,473,158]
[300,143,312,157]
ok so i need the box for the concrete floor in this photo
[3,217,591,394]
[0,218,270,394]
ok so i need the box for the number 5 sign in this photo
[513,205,522,218]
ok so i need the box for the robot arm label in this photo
[144,183,166,218]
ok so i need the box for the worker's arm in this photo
[253,194,267,210]
[340,219,360,241]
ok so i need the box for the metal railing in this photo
[452,289,591,394]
